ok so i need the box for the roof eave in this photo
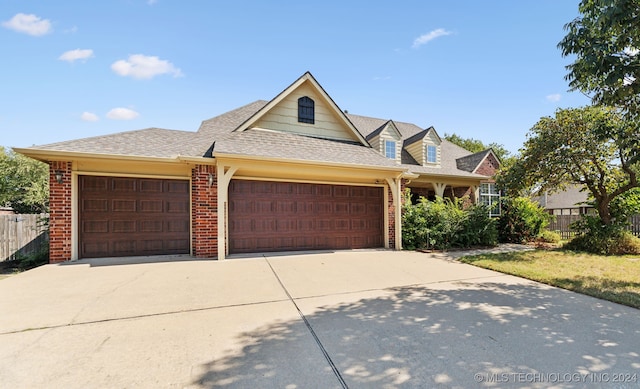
[13,148,184,164]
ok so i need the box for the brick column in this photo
[387,185,396,249]
[191,165,218,258]
[49,161,72,263]
[387,179,406,249]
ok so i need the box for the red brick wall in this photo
[387,185,396,249]
[387,179,406,249]
[191,165,218,258]
[475,153,500,176]
[452,187,475,207]
[49,161,72,263]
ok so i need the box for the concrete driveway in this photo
[1,248,639,388]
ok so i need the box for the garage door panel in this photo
[167,200,189,213]
[229,180,383,254]
[138,200,162,212]
[112,178,136,192]
[140,179,163,192]
[112,220,136,233]
[79,176,189,258]
[113,200,136,212]
[82,199,108,212]
[140,220,163,233]
[83,220,109,233]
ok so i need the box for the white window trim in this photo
[385,140,397,160]
[480,182,501,216]
[426,144,437,164]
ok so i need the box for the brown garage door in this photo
[78,176,190,258]
[228,180,384,254]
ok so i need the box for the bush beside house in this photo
[402,191,497,250]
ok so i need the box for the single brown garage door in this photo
[78,176,190,258]
[228,180,384,254]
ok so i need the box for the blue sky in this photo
[1,1,590,154]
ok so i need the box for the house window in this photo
[480,183,501,216]
[385,140,396,159]
[426,145,437,164]
[298,96,314,124]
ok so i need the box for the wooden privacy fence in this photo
[0,214,49,261]
[548,214,640,240]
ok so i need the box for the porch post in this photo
[472,185,480,204]
[385,177,402,250]
[432,182,446,198]
[216,165,237,260]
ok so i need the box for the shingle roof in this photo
[346,113,490,178]
[401,141,489,178]
[25,128,196,159]
[537,185,590,209]
[456,149,492,173]
[20,97,493,178]
[214,128,398,168]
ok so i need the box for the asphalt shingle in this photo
[21,98,493,178]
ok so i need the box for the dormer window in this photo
[384,140,396,159]
[426,145,437,164]
[298,96,314,124]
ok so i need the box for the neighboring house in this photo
[537,185,592,215]
[16,72,499,263]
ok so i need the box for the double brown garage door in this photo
[79,176,384,258]
[79,176,190,258]
[228,180,384,254]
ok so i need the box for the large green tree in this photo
[559,0,640,117]
[499,106,638,225]
[443,133,512,163]
[0,147,49,213]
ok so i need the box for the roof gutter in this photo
[13,147,186,164]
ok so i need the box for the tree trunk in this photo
[596,198,612,225]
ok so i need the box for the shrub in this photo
[497,197,552,243]
[456,203,498,248]
[564,214,640,255]
[538,229,561,244]
[402,192,497,250]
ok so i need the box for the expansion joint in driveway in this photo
[263,256,348,389]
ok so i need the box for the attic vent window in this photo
[298,96,315,124]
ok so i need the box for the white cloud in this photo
[2,13,52,36]
[147,0,158,4]
[81,112,99,122]
[412,28,452,48]
[546,94,561,102]
[59,49,94,63]
[111,54,183,79]
[106,108,139,120]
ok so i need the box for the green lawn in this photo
[459,249,640,309]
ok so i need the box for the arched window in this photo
[298,96,314,124]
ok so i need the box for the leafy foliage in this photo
[0,147,49,213]
[565,214,640,255]
[498,106,639,226]
[402,191,497,250]
[538,229,561,244]
[559,0,640,117]
[443,133,512,164]
[497,197,552,244]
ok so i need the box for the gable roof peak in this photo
[231,72,370,146]
[403,125,440,146]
